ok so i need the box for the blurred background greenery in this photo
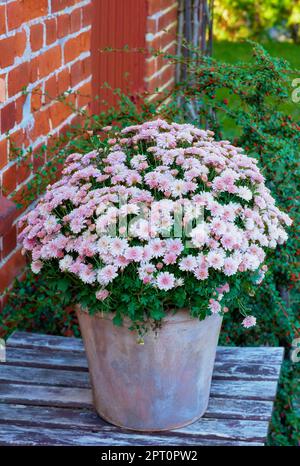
[213,0,300,121]
[214,0,300,44]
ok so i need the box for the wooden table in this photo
[0,331,284,446]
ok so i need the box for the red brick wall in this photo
[0,0,177,304]
[0,0,92,302]
[91,0,177,111]
[145,0,177,98]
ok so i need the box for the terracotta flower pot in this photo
[76,306,222,432]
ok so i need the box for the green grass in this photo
[212,40,300,134]
[213,40,300,69]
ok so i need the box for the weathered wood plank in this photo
[0,376,278,409]
[0,383,92,408]
[206,398,273,421]
[0,401,268,442]
[211,379,278,401]
[5,347,88,371]
[0,364,90,388]
[0,392,273,424]
[0,331,282,446]
[4,346,283,383]
[217,346,284,366]
[7,331,83,353]
[7,331,284,366]
[213,361,282,381]
[0,423,263,446]
[175,418,269,442]
[1,359,281,392]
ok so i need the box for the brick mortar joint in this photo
[0,0,91,41]
[147,1,178,21]
[0,25,92,77]
[146,39,176,62]
[146,19,177,42]
[145,62,173,82]
[0,244,22,271]
[0,50,91,113]
[0,74,92,177]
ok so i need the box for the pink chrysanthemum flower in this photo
[242,316,257,328]
[156,272,176,291]
[96,289,110,301]
[18,119,291,327]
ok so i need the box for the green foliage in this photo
[214,0,300,43]
[0,272,80,339]
[172,43,300,290]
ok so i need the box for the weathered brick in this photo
[0,139,8,170]
[70,60,82,87]
[16,154,32,185]
[30,109,50,140]
[45,18,57,45]
[44,75,58,101]
[30,23,44,52]
[38,45,62,78]
[57,68,70,94]
[146,41,175,76]
[15,30,27,57]
[2,163,17,194]
[147,22,177,51]
[82,56,91,78]
[147,18,157,35]
[0,4,6,35]
[7,0,48,30]
[32,143,46,172]
[77,81,91,108]
[81,3,92,27]
[6,1,23,30]
[147,0,176,16]
[0,249,26,294]
[0,102,16,134]
[51,0,78,13]
[24,0,48,20]
[57,13,70,38]
[0,195,16,236]
[29,57,39,82]
[0,31,26,68]
[70,7,82,33]
[146,63,175,93]
[158,3,177,30]
[15,95,26,125]
[8,129,25,151]
[31,86,43,112]
[64,30,90,63]
[8,62,30,97]
[2,225,17,259]
[0,76,6,103]
[12,183,32,213]
[49,100,72,128]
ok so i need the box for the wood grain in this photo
[0,331,283,446]
[7,331,284,365]
[0,402,268,442]
[0,423,264,446]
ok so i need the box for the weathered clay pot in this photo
[76,306,222,432]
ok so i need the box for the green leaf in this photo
[56,278,70,292]
[113,314,123,327]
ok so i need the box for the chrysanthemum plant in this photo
[19,120,291,333]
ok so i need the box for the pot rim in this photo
[76,304,220,326]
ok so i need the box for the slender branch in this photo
[193,0,200,48]
[176,0,185,84]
